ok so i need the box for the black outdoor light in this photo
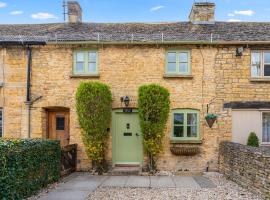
[236,47,244,57]
[121,96,130,107]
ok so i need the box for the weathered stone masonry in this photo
[1,44,270,172]
[219,142,270,199]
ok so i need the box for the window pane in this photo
[264,52,270,63]
[168,52,176,62]
[174,126,184,137]
[89,52,97,62]
[251,65,261,77]
[76,62,84,72]
[262,113,270,143]
[187,126,197,137]
[264,65,270,76]
[251,52,261,65]
[179,63,188,73]
[179,52,188,62]
[167,63,177,72]
[76,52,84,62]
[187,113,197,125]
[174,113,184,125]
[89,63,96,72]
[56,117,65,131]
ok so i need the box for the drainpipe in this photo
[26,46,32,138]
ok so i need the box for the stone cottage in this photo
[0,1,270,172]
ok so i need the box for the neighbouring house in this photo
[0,1,270,172]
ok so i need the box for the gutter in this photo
[47,40,270,45]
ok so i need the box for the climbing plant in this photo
[138,84,170,172]
[76,82,112,174]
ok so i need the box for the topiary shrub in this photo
[138,84,170,173]
[76,82,112,174]
[247,132,259,147]
[0,139,61,200]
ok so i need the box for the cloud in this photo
[228,19,242,22]
[150,5,165,12]
[31,12,57,20]
[227,13,235,17]
[10,10,23,15]
[234,10,255,16]
[0,1,6,8]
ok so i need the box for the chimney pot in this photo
[68,1,82,23]
[189,2,215,24]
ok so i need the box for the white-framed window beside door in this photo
[262,112,270,144]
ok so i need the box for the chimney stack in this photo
[189,2,215,24]
[68,1,82,23]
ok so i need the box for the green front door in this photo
[113,111,143,165]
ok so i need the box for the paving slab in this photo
[57,175,107,191]
[193,176,216,188]
[102,176,129,187]
[172,176,201,189]
[39,189,90,200]
[125,176,150,188]
[150,176,175,188]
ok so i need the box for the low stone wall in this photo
[219,142,270,199]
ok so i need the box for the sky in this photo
[0,0,269,24]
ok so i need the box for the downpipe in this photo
[26,46,32,138]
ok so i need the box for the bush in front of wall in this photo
[138,84,170,173]
[76,82,112,174]
[247,132,259,147]
[0,139,61,200]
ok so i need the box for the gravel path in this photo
[87,173,263,200]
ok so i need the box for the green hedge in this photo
[138,84,170,172]
[0,139,61,200]
[76,82,112,174]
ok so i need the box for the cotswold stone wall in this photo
[219,142,270,199]
[1,44,270,172]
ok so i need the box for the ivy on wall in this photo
[0,139,61,200]
[138,84,170,172]
[76,81,112,174]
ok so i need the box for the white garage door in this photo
[232,110,261,145]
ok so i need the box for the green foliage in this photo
[0,139,61,200]
[205,113,217,120]
[76,82,112,174]
[247,132,259,147]
[138,84,170,172]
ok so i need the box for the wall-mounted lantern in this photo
[236,47,244,57]
[121,96,130,107]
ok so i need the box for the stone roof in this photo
[0,22,270,44]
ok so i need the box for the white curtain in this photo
[263,113,270,143]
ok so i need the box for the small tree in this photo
[138,84,170,173]
[247,132,259,147]
[76,82,112,174]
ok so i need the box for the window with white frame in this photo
[0,109,3,137]
[262,112,270,143]
[251,51,270,77]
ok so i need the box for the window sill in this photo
[250,77,270,82]
[163,74,193,79]
[70,74,100,78]
[170,140,202,144]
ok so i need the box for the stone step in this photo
[109,166,141,176]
